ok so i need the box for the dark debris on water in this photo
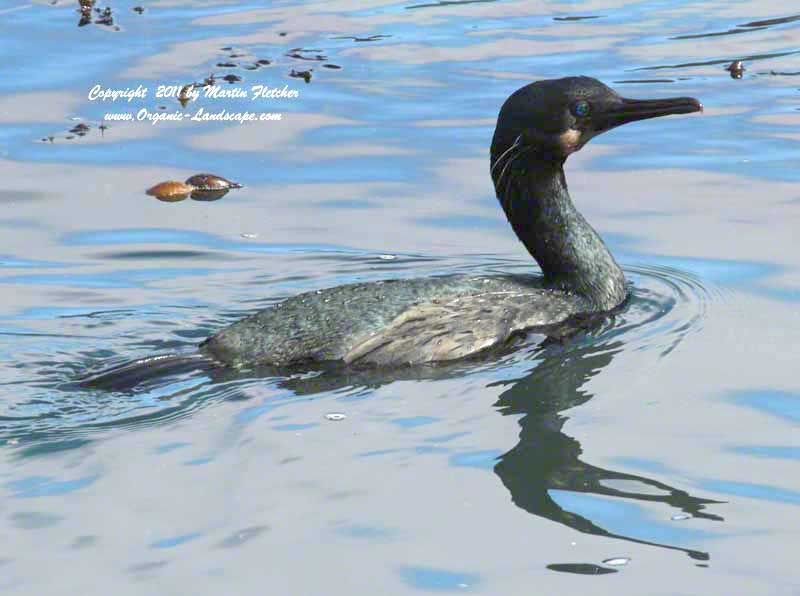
[41,121,105,143]
[76,0,119,29]
[726,60,745,79]
[332,34,391,42]
[546,563,618,575]
[553,15,602,21]
[290,69,312,83]
[285,49,327,61]
[69,122,90,136]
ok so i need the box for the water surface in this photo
[2,0,800,593]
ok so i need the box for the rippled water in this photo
[2,0,800,593]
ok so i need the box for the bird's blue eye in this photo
[571,100,591,117]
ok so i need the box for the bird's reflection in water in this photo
[236,330,722,561]
[492,337,722,561]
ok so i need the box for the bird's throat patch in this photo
[558,128,582,152]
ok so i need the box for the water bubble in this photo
[240,233,258,239]
[325,413,346,421]
[671,513,691,521]
[378,254,397,260]
[602,557,630,566]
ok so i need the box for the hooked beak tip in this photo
[683,97,704,114]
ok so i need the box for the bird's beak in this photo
[599,95,703,130]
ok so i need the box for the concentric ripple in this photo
[609,263,717,356]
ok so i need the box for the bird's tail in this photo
[77,351,219,391]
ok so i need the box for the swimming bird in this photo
[83,77,701,385]
[200,77,700,368]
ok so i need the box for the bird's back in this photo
[201,274,592,368]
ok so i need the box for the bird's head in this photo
[490,77,702,190]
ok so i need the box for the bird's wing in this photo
[344,289,574,366]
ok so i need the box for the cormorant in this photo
[201,77,700,368]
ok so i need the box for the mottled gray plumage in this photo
[200,77,700,369]
[201,275,590,367]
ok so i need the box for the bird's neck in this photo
[498,159,626,310]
